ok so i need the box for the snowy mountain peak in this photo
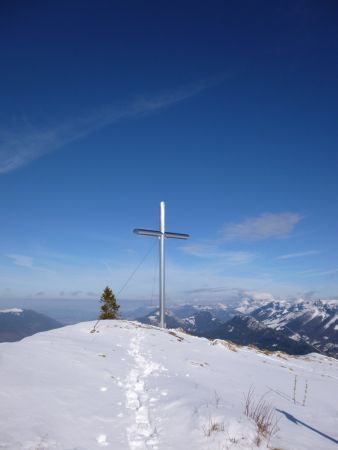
[0,308,23,314]
[250,299,338,357]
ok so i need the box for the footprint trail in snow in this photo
[125,328,165,450]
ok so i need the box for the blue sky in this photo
[0,1,338,306]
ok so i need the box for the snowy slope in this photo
[0,320,337,450]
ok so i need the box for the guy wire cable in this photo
[90,239,157,334]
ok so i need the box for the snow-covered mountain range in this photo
[250,300,338,357]
[1,320,337,450]
[138,298,338,358]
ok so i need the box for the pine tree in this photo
[99,286,120,320]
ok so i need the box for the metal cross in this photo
[133,201,189,328]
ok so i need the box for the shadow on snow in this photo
[276,409,338,446]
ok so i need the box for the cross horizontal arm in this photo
[133,228,162,237]
[164,232,190,239]
[133,228,189,239]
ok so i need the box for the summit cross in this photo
[133,201,189,328]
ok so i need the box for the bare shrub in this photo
[244,387,279,445]
[202,416,225,437]
[226,432,239,444]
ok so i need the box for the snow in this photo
[215,303,228,310]
[0,308,23,314]
[184,316,196,326]
[251,299,338,338]
[0,320,338,450]
[236,297,273,314]
[324,315,338,329]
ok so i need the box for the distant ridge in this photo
[137,298,338,357]
[0,308,63,342]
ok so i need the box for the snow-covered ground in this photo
[0,320,337,450]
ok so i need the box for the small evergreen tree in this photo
[99,286,120,320]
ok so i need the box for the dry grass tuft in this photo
[168,330,184,342]
[248,345,275,356]
[202,416,225,436]
[244,387,279,446]
[275,352,288,360]
[211,339,238,352]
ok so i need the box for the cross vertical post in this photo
[134,201,189,328]
[159,201,165,328]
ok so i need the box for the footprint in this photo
[96,434,108,446]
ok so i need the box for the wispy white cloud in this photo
[7,254,34,269]
[180,287,275,302]
[241,290,274,302]
[180,243,255,264]
[0,250,326,301]
[225,251,256,264]
[0,81,213,174]
[6,253,52,273]
[179,244,218,258]
[221,213,302,242]
[299,268,338,277]
[278,250,320,260]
